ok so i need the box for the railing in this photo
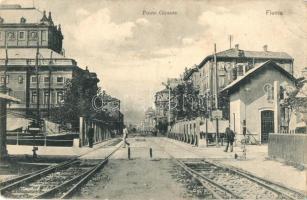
[6,132,79,147]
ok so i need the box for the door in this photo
[261,110,274,143]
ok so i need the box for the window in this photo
[0,32,3,40]
[57,91,64,104]
[31,76,37,83]
[44,77,50,82]
[42,31,47,41]
[44,91,50,105]
[263,83,274,100]
[7,32,16,41]
[18,31,25,40]
[31,91,37,104]
[0,75,9,84]
[18,75,23,84]
[29,31,38,40]
[237,65,244,76]
[57,77,64,83]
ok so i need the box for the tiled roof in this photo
[215,48,292,60]
[198,48,293,69]
[0,7,43,24]
[221,60,296,93]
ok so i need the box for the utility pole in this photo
[0,43,9,160]
[214,44,220,147]
[168,86,171,126]
[35,41,40,128]
[229,35,232,49]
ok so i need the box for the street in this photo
[72,136,305,199]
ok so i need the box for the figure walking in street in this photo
[224,127,235,152]
[122,126,130,148]
[87,127,94,148]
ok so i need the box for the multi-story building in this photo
[184,44,294,107]
[0,5,86,119]
[143,107,156,133]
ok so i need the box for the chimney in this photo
[263,45,268,52]
[48,12,52,21]
[235,44,239,50]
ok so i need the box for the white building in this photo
[221,60,296,143]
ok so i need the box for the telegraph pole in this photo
[0,43,9,160]
[35,41,40,128]
[214,44,220,147]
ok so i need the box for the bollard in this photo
[128,147,131,160]
[149,147,153,158]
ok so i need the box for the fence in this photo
[169,117,229,146]
[79,117,117,147]
[268,133,307,165]
[6,133,79,146]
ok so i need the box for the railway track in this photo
[156,139,306,199]
[0,138,122,199]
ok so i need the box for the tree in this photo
[50,69,99,130]
[172,81,202,120]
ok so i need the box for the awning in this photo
[0,93,21,103]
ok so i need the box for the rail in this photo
[0,138,122,198]
[157,138,306,199]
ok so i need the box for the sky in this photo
[1,0,306,124]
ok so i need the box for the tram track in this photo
[155,138,306,199]
[0,138,122,199]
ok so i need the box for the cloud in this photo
[72,8,135,52]
[182,37,195,45]
[136,18,150,26]
[75,8,89,16]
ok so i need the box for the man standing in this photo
[87,127,94,148]
[224,127,235,152]
[122,126,130,148]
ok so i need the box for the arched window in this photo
[263,83,274,100]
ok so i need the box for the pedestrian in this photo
[122,126,130,148]
[87,127,94,148]
[224,127,235,152]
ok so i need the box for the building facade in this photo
[143,107,156,133]
[221,61,296,143]
[0,5,85,119]
[188,44,294,107]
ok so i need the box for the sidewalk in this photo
[163,138,307,193]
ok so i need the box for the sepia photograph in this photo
[0,0,306,199]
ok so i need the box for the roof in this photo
[0,6,43,24]
[0,93,21,102]
[216,48,292,59]
[221,60,296,93]
[183,67,198,80]
[156,88,169,94]
[296,82,307,98]
[0,48,65,59]
[198,48,293,69]
[0,48,77,66]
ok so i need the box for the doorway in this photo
[261,110,274,143]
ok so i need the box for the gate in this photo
[261,110,274,143]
